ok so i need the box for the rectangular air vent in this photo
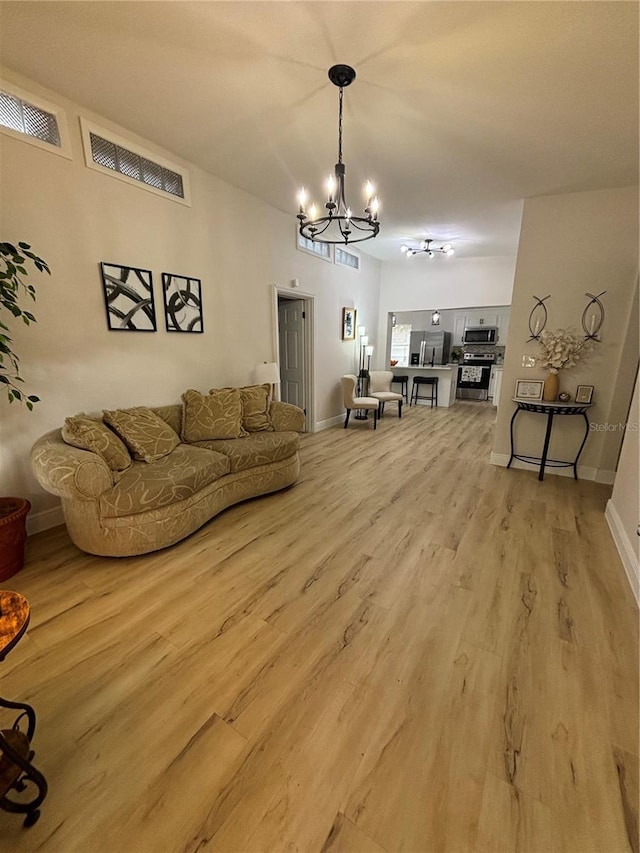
[0,80,71,159]
[335,246,360,270]
[297,232,332,261]
[80,118,191,206]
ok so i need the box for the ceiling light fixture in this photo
[297,65,380,245]
[400,239,454,258]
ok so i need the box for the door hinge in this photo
[302,311,306,319]
[304,408,307,415]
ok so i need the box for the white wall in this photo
[0,68,381,525]
[492,185,639,482]
[606,372,639,603]
[376,255,517,368]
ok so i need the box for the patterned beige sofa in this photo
[31,392,304,558]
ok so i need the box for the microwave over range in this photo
[462,325,498,345]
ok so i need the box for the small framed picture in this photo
[514,379,544,401]
[342,307,356,340]
[575,384,594,404]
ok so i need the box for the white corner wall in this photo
[606,371,639,604]
[0,67,381,530]
[492,185,639,483]
[375,254,518,368]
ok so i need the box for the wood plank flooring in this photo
[1,401,637,852]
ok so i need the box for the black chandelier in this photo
[401,239,454,258]
[297,65,380,246]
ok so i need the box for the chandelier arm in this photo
[305,217,334,237]
[349,218,376,232]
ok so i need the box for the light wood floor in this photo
[1,401,638,852]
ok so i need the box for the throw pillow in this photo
[182,388,247,442]
[62,416,132,472]
[216,384,273,432]
[103,407,180,463]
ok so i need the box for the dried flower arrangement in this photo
[538,327,592,374]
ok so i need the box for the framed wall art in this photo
[342,307,356,341]
[575,384,594,404]
[162,273,203,333]
[100,262,156,331]
[514,379,544,401]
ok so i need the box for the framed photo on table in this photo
[514,379,544,401]
[342,307,356,340]
[575,385,594,404]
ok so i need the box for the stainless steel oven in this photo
[456,352,495,400]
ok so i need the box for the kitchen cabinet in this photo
[496,309,510,345]
[490,367,503,406]
[453,315,466,346]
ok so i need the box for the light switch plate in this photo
[522,355,537,368]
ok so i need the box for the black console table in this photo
[508,399,592,481]
[0,590,48,827]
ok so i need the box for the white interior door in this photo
[278,298,305,411]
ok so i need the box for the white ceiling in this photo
[0,1,637,261]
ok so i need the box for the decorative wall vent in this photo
[0,90,60,146]
[89,133,184,198]
[80,118,191,206]
[0,81,71,159]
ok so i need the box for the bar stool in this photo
[410,376,438,408]
[391,375,409,403]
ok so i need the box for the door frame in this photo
[270,284,315,433]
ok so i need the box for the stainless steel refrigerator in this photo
[409,331,451,366]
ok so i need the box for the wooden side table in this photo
[0,590,48,827]
[507,399,593,481]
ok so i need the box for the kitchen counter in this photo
[391,365,460,407]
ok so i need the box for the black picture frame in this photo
[514,379,544,401]
[162,272,204,333]
[100,262,156,331]
[575,384,594,404]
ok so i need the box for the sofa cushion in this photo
[216,384,273,433]
[242,384,274,432]
[62,416,132,472]
[193,431,299,473]
[151,404,183,436]
[103,407,180,463]
[99,444,230,518]
[182,388,247,442]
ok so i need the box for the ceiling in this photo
[0,1,637,261]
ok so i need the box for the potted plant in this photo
[1,241,50,408]
[0,241,50,579]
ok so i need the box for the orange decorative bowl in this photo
[390,360,398,366]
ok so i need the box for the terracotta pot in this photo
[0,497,31,582]
[542,372,559,402]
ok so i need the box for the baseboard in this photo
[27,503,64,535]
[490,452,616,484]
[315,414,344,431]
[605,500,640,606]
